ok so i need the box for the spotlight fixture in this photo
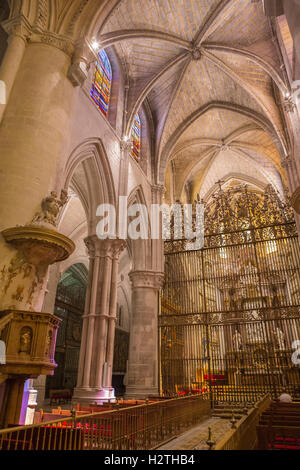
[91,40,99,51]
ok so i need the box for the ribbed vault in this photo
[15,0,292,200]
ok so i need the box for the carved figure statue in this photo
[233,329,242,352]
[32,189,68,226]
[19,327,33,354]
[275,327,285,351]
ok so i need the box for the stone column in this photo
[0,32,76,312]
[126,271,164,399]
[105,242,126,387]
[0,16,30,123]
[73,237,125,404]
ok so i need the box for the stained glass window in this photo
[90,49,112,116]
[131,114,141,161]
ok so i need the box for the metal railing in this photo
[0,393,210,450]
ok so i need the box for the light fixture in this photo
[91,40,100,51]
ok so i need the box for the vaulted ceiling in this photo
[10,0,292,201]
[95,0,290,199]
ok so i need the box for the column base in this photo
[125,386,160,400]
[72,386,116,405]
[25,384,38,425]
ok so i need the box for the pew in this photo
[257,401,300,449]
[49,389,72,405]
[257,425,300,450]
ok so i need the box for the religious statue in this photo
[32,189,68,227]
[271,284,281,308]
[19,327,33,354]
[275,327,285,350]
[233,329,242,352]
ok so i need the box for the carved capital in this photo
[283,97,296,113]
[68,38,97,87]
[151,184,166,204]
[84,235,96,259]
[281,154,294,170]
[84,236,126,260]
[151,184,165,196]
[2,15,32,42]
[120,139,134,153]
[29,31,74,56]
[129,270,164,289]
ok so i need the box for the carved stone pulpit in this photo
[0,310,61,428]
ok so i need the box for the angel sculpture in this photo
[32,189,68,227]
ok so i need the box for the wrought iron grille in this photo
[160,184,300,402]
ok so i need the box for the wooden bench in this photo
[257,424,300,450]
[49,389,72,405]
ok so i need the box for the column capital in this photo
[84,236,126,260]
[68,38,97,87]
[281,154,294,169]
[151,184,166,196]
[2,15,75,56]
[120,139,134,153]
[151,184,166,204]
[283,96,297,113]
[129,270,164,289]
[30,31,74,57]
[2,15,32,42]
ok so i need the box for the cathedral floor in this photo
[158,417,231,450]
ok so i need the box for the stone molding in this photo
[1,15,32,42]
[2,15,74,56]
[129,270,164,289]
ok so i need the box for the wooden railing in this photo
[0,393,210,450]
[215,394,272,450]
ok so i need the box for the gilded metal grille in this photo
[160,184,300,402]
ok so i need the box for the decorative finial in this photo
[206,427,216,450]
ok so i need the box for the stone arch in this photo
[63,138,116,234]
